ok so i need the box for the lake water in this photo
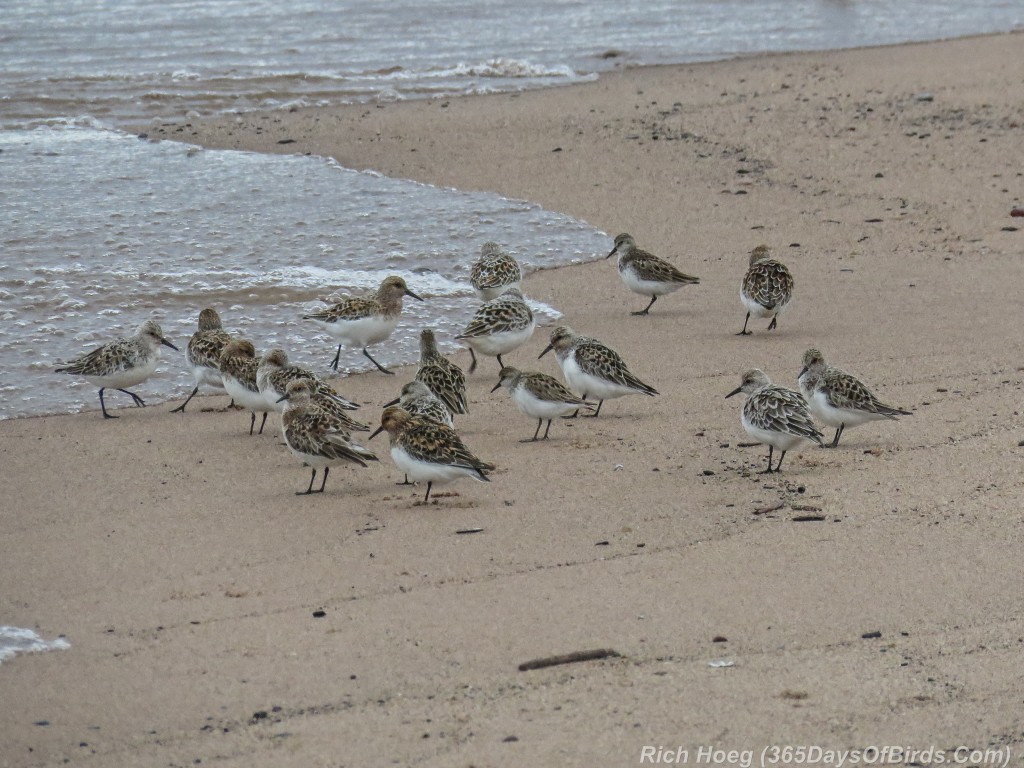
[2,0,1022,419]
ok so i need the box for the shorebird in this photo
[798,348,912,447]
[738,245,794,335]
[491,366,595,441]
[469,241,522,301]
[219,340,272,435]
[606,233,699,315]
[370,405,494,503]
[256,348,359,413]
[171,307,234,413]
[303,275,423,374]
[277,379,377,495]
[414,328,469,415]
[456,288,535,373]
[726,368,823,473]
[55,319,178,419]
[538,325,657,417]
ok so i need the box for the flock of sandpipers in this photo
[54,236,912,499]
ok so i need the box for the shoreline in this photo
[4,33,1024,767]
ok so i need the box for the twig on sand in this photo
[518,648,622,672]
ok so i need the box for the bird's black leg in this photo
[760,446,775,474]
[542,419,553,440]
[170,386,199,413]
[297,468,317,495]
[767,315,778,331]
[467,348,478,374]
[737,312,752,336]
[317,466,330,493]
[423,482,433,503]
[397,474,413,485]
[257,411,268,435]
[99,388,117,419]
[521,419,542,443]
[830,424,844,448]
[363,347,394,375]
[584,400,603,418]
[118,388,146,407]
[249,411,256,435]
[329,345,342,371]
[496,354,504,369]
[774,450,787,472]
[632,295,657,316]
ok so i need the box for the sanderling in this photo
[170,307,234,413]
[257,348,359,413]
[385,380,454,429]
[415,328,469,415]
[54,319,178,419]
[538,325,657,417]
[303,275,423,374]
[606,233,699,315]
[277,379,378,495]
[490,366,596,441]
[470,241,522,301]
[370,405,494,503]
[738,245,794,335]
[726,368,823,473]
[798,348,912,447]
[219,340,272,435]
[456,288,535,373]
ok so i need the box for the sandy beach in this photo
[3,32,1024,767]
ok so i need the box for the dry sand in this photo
[3,32,1024,767]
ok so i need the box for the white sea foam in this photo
[0,626,70,664]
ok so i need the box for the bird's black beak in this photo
[489,381,502,394]
[538,343,553,359]
[383,397,400,407]
[406,288,424,302]
[369,425,384,440]
[276,393,289,403]
[605,245,616,259]
[725,386,742,399]
[161,338,179,351]
[798,366,808,379]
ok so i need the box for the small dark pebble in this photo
[551,147,562,152]
[312,610,326,618]
[702,469,715,476]
[719,443,730,448]
[1017,439,1024,447]
[34,721,50,727]
[1011,208,1024,217]
[936,388,948,392]
[350,674,357,680]
[1001,226,1018,232]
[788,242,800,248]
[456,527,484,534]
[712,635,728,643]
[503,735,520,743]
[861,631,882,639]
[595,540,610,546]
[865,217,883,223]
[252,711,268,720]
[277,138,296,144]
[797,486,806,493]
[792,515,825,522]
[79,742,88,747]
[874,172,884,178]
